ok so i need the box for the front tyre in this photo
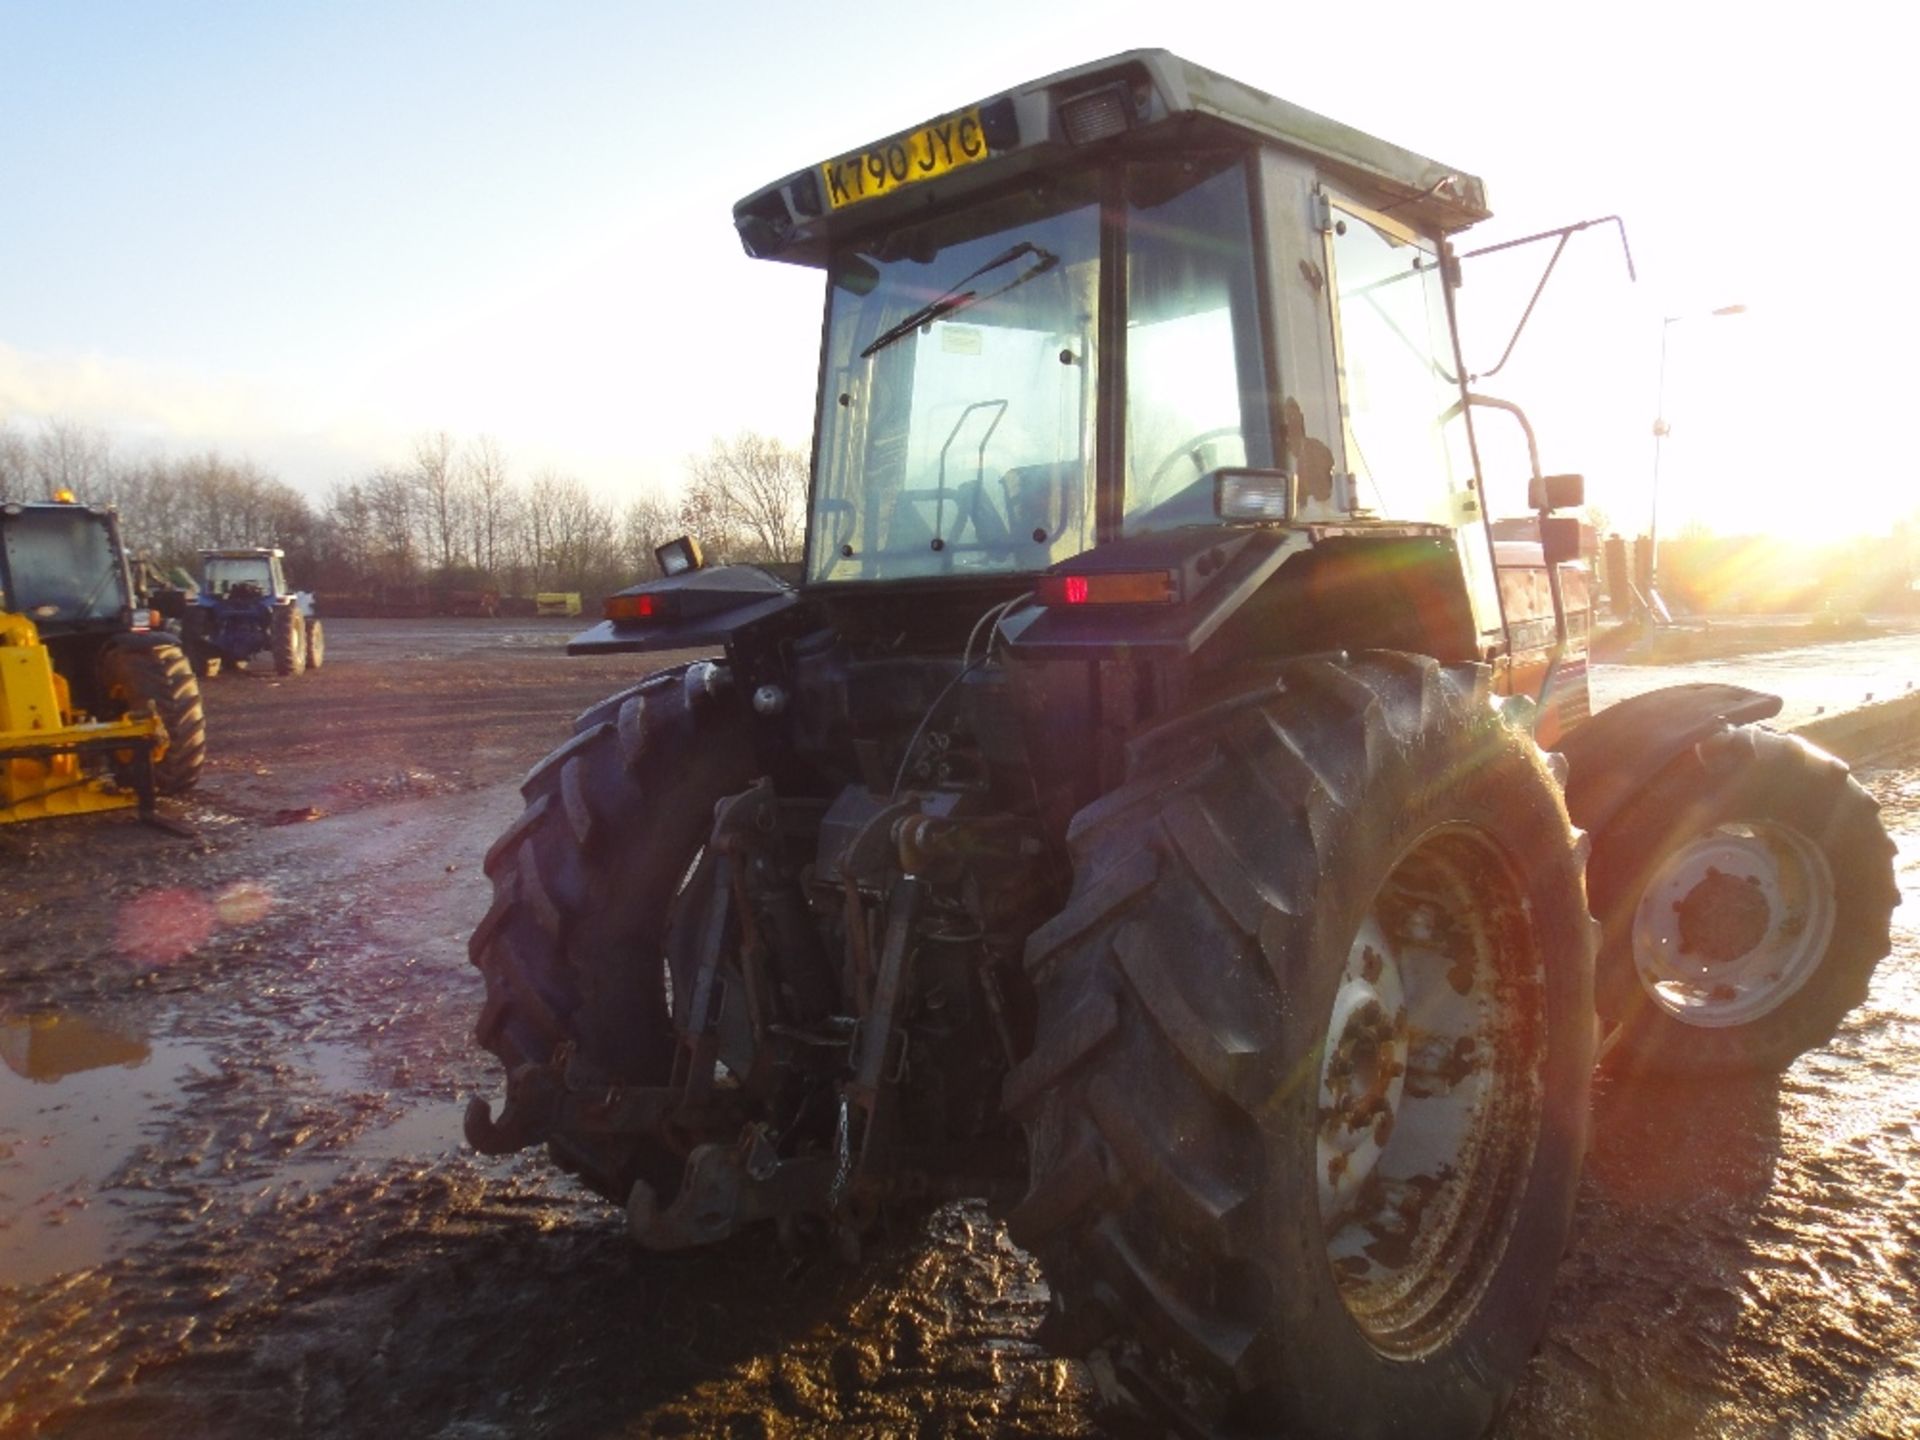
[1588,726,1896,1075]
[272,605,305,676]
[100,642,207,795]
[304,616,326,670]
[1006,653,1594,1439]
[181,609,220,679]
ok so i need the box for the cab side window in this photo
[1327,206,1471,525]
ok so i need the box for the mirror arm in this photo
[1458,215,1638,380]
[1470,231,1569,381]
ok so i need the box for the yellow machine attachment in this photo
[0,611,166,824]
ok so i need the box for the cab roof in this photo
[733,49,1490,267]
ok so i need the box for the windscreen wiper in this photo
[859,241,1058,359]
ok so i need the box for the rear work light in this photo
[1060,83,1132,145]
[655,535,705,576]
[603,593,661,621]
[1036,569,1177,607]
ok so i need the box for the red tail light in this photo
[1036,570,1176,607]
[603,593,659,621]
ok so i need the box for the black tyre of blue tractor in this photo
[1587,726,1897,1076]
[181,610,220,679]
[100,641,207,795]
[467,664,756,1201]
[304,616,326,670]
[1006,653,1595,1440]
[271,605,305,676]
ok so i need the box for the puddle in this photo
[294,1035,461,1167]
[353,1102,460,1162]
[0,1012,210,1288]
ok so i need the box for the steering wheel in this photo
[1139,427,1245,510]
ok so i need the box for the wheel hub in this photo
[1631,822,1837,1027]
[1318,827,1545,1359]
[1318,922,1408,1219]
[1673,865,1771,963]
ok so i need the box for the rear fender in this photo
[1559,683,1782,839]
[567,563,799,656]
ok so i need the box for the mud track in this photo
[2,619,1916,1437]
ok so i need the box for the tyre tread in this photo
[1011,653,1589,1438]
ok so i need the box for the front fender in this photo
[106,630,185,656]
[1560,682,1781,839]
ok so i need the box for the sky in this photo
[1,0,1908,541]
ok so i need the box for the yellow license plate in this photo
[820,107,989,211]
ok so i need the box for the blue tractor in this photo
[181,547,324,678]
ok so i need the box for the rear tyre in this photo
[468,663,757,1201]
[100,642,207,795]
[1588,726,1896,1075]
[1006,653,1594,1439]
[304,617,326,670]
[272,606,305,676]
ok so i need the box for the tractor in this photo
[464,52,1897,1439]
[1,497,206,821]
[181,546,324,678]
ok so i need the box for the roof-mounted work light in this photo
[655,536,705,577]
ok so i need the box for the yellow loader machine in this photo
[0,499,207,824]
[466,52,1897,1439]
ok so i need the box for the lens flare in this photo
[115,890,216,967]
[214,882,274,927]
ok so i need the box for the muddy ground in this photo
[2,618,1918,1438]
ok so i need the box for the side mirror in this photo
[1541,516,1583,566]
[1528,473,1585,512]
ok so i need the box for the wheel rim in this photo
[1318,824,1545,1358]
[1630,820,1835,1027]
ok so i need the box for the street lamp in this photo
[1649,302,1747,596]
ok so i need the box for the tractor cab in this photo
[0,500,160,706]
[0,500,143,638]
[201,548,287,602]
[735,51,1512,610]
[590,51,1586,742]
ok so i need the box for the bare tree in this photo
[109,451,316,576]
[521,470,564,590]
[31,418,112,499]
[682,433,808,563]
[0,422,32,502]
[365,468,419,583]
[463,435,512,579]
[550,473,617,585]
[318,480,376,587]
[622,491,683,579]
[412,430,463,574]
